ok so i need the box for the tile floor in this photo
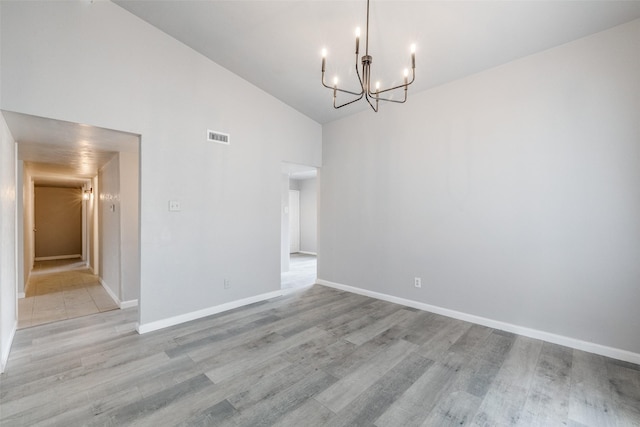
[18,259,119,329]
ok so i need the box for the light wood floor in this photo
[18,260,118,329]
[1,285,639,426]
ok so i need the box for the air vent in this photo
[207,129,230,145]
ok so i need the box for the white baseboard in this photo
[298,251,317,256]
[137,289,293,334]
[1,320,17,374]
[96,278,138,310]
[120,299,138,309]
[18,292,25,299]
[30,261,88,276]
[24,270,31,295]
[317,279,640,365]
[34,254,82,261]
[99,278,122,308]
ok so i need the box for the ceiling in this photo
[4,1,640,185]
[114,0,640,124]
[283,162,317,180]
[3,110,139,186]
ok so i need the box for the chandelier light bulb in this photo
[333,76,339,86]
[410,44,416,54]
[404,68,409,77]
[322,48,327,72]
[355,27,361,38]
[375,81,380,91]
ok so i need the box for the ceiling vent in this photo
[207,129,230,145]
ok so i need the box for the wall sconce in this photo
[83,188,93,200]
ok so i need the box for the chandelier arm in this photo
[335,86,365,97]
[364,92,379,112]
[367,69,415,96]
[355,57,365,93]
[368,86,407,103]
[373,80,414,95]
[322,72,364,96]
[320,73,334,90]
[334,93,365,109]
[372,95,407,104]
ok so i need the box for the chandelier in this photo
[321,0,416,112]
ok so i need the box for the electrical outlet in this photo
[169,200,181,212]
[414,277,422,288]
[224,279,231,289]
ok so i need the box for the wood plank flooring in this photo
[1,285,639,426]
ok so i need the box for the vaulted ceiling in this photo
[6,1,640,184]
[114,0,640,124]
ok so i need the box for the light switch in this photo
[169,200,181,212]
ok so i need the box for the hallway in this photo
[18,259,118,329]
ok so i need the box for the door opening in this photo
[281,162,318,289]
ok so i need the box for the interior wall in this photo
[280,173,291,273]
[33,186,82,258]
[16,161,24,296]
[90,175,99,275]
[98,155,121,302]
[320,19,640,356]
[298,178,317,254]
[0,1,321,328]
[0,112,17,373]
[21,165,33,293]
[119,150,139,303]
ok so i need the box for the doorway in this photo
[5,110,141,328]
[281,162,318,289]
[34,185,83,261]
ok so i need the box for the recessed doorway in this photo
[281,162,318,289]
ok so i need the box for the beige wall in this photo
[34,186,82,258]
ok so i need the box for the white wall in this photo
[288,177,317,254]
[298,178,317,254]
[16,161,24,297]
[0,112,17,373]
[0,1,321,329]
[280,173,291,272]
[90,175,99,275]
[21,165,34,295]
[119,150,139,303]
[320,19,640,358]
[98,154,121,302]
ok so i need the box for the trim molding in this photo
[34,254,82,261]
[97,274,138,310]
[137,288,296,334]
[99,278,126,310]
[317,279,640,365]
[30,262,88,276]
[120,299,138,309]
[18,292,25,299]
[1,320,17,374]
[298,251,317,256]
[24,270,31,295]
